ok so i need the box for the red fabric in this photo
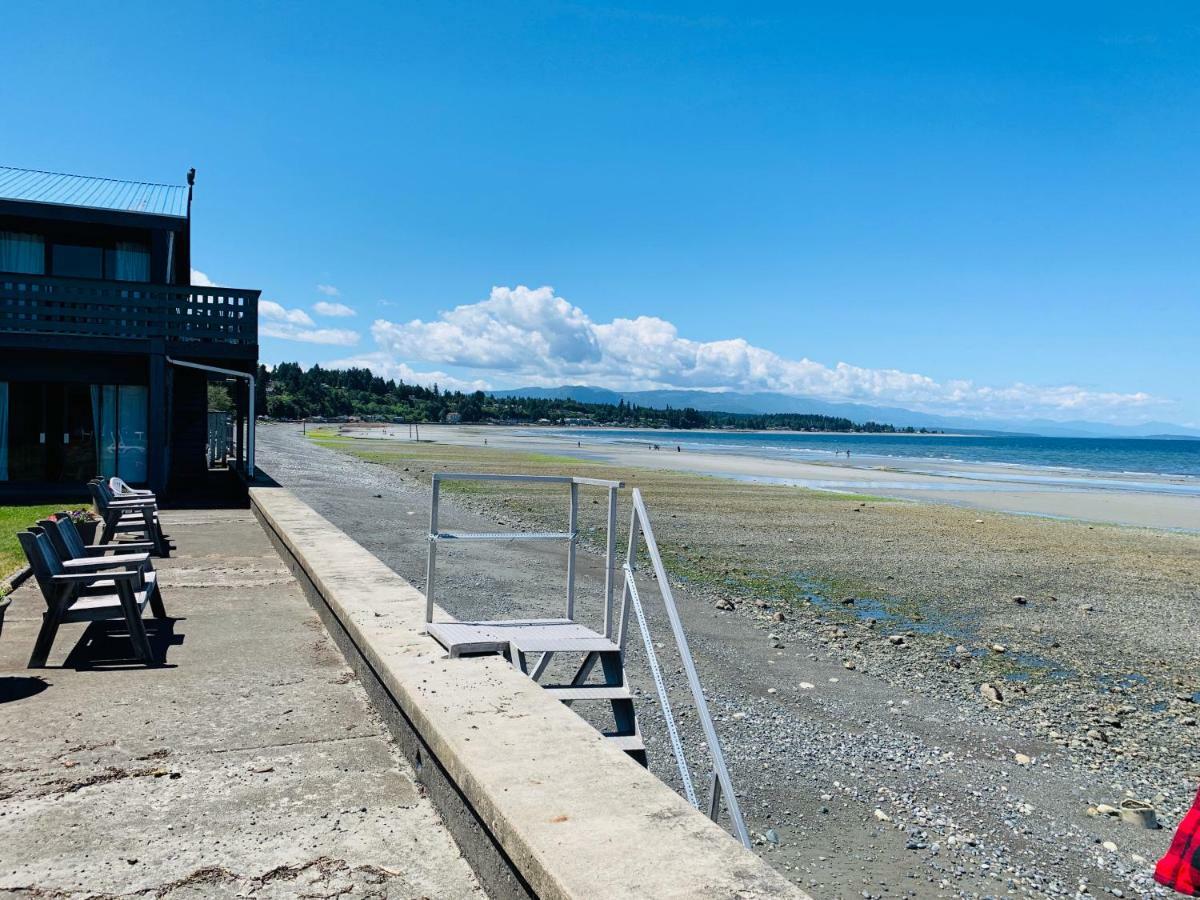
[1157,787,1200,895]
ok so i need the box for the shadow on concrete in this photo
[0,675,50,704]
[60,618,185,670]
[163,468,250,510]
[250,469,281,489]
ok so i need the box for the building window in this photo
[0,231,45,274]
[106,242,151,282]
[51,244,104,279]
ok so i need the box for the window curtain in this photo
[112,242,150,282]
[0,231,45,274]
[0,382,8,481]
[116,385,148,482]
[91,385,118,477]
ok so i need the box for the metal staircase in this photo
[424,472,749,847]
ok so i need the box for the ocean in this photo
[551,429,1200,480]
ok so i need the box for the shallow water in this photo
[553,428,1200,482]
[786,573,1078,682]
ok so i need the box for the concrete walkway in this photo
[0,509,482,899]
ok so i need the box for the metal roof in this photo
[0,166,188,218]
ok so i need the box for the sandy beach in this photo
[350,424,1200,531]
[263,423,1200,898]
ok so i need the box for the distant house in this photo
[444,412,462,424]
[0,166,260,498]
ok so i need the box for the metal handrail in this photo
[425,472,624,630]
[617,488,752,848]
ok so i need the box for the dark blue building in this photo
[0,166,259,498]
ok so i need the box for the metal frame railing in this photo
[424,474,750,848]
[617,488,752,848]
[425,473,624,630]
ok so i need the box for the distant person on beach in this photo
[676,445,681,452]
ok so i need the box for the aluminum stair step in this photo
[604,735,646,753]
[431,531,576,542]
[512,636,621,654]
[544,686,632,701]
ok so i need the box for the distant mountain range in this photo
[490,385,1200,439]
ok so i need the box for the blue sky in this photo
[6,2,1199,425]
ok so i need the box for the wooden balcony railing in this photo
[0,273,259,347]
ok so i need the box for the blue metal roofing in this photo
[0,166,188,218]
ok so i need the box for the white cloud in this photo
[326,352,489,392]
[260,299,315,327]
[365,285,1164,422]
[259,299,359,346]
[191,268,216,287]
[313,300,356,317]
[372,286,600,371]
[316,284,340,296]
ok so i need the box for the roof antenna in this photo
[186,167,196,217]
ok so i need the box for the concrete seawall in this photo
[250,485,809,899]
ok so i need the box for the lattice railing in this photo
[0,273,259,346]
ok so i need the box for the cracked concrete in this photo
[0,509,482,900]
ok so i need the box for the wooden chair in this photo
[18,529,163,667]
[38,517,155,560]
[87,479,168,557]
[35,518,164,613]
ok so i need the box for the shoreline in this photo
[339,423,1200,531]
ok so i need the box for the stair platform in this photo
[427,618,619,658]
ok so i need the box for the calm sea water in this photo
[554,429,1200,479]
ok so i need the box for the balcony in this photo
[0,272,259,351]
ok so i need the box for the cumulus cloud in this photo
[316,284,340,296]
[313,300,356,317]
[364,285,1163,421]
[372,285,600,370]
[327,352,489,392]
[260,300,315,327]
[191,268,216,287]
[259,299,359,346]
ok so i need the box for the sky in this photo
[6,2,1199,426]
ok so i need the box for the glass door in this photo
[61,385,97,482]
[6,383,45,481]
[3,383,98,482]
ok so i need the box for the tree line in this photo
[254,362,930,433]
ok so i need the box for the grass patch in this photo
[0,504,78,580]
